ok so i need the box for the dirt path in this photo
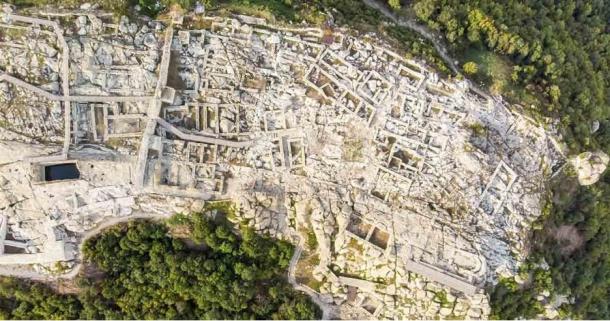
[287,233,336,319]
[61,213,169,280]
[361,0,460,75]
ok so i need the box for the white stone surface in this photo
[571,151,609,185]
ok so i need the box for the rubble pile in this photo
[0,19,60,87]
[68,15,160,96]
[570,151,609,186]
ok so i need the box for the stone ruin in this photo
[0,5,567,319]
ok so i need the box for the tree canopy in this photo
[410,0,609,154]
[463,61,478,75]
[489,171,610,319]
[0,214,320,320]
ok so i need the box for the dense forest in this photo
[490,171,610,319]
[0,214,320,319]
[407,0,609,154]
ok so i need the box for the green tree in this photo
[463,61,478,75]
[388,0,400,10]
[0,210,321,320]
[548,85,561,103]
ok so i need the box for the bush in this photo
[463,61,478,75]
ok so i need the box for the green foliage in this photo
[0,214,320,320]
[410,0,609,154]
[387,0,400,10]
[79,216,319,319]
[138,0,197,17]
[11,0,137,16]
[209,0,302,22]
[538,173,610,318]
[12,0,196,17]
[490,172,610,319]
[467,122,487,137]
[138,0,164,17]
[462,61,478,75]
[306,228,318,251]
[0,277,82,319]
[432,290,451,307]
[489,278,543,319]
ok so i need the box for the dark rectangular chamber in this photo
[44,163,80,181]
